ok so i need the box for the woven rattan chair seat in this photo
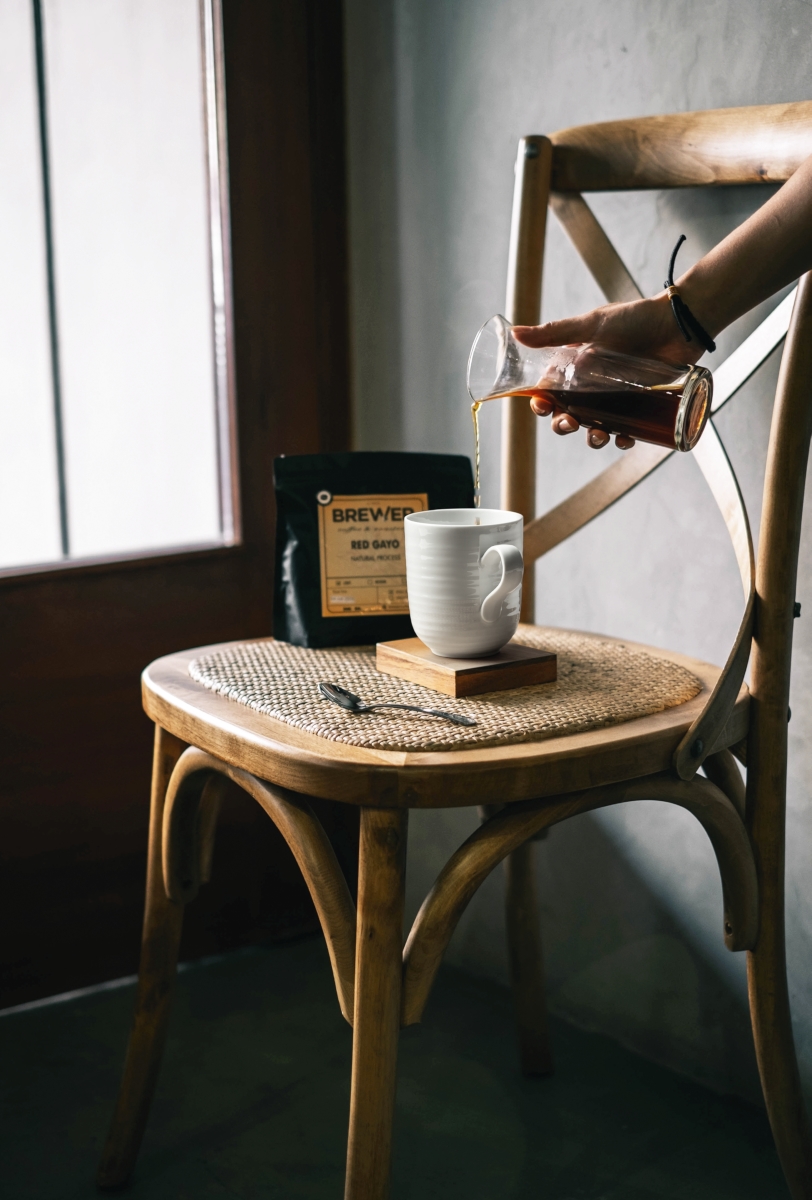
[188,626,701,753]
[142,624,748,807]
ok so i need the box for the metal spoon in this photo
[318,681,476,727]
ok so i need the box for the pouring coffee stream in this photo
[471,400,483,509]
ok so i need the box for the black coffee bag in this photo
[273,451,474,647]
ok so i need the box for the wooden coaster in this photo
[375,637,557,698]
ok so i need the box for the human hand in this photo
[514,293,700,449]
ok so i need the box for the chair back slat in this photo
[524,443,669,562]
[501,136,553,620]
[673,424,755,777]
[550,102,812,192]
[550,192,641,302]
[694,429,753,600]
[711,290,798,411]
[504,137,553,323]
[748,273,812,842]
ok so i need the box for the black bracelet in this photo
[665,234,716,353]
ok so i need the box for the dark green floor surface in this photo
[0,936,787,1199]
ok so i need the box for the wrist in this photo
[649,290,694,349]
[674,266,726,341]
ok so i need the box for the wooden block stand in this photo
[376,637,557,698]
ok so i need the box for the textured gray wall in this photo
[345,0,812,1101]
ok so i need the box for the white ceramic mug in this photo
[404,508,524,657]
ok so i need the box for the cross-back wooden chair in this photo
[98,101,812,1200]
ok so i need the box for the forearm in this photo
[678,153,812,337]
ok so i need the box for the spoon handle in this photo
[367,701,476,727]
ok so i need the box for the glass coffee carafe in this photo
[467,314,713,452]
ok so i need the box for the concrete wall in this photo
[345,0,812,1102]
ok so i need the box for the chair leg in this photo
[344,808,408,1200]
[97,726,187,1190]
[505,841,554,1076]
[748,904,812,1198]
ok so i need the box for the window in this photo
[0,0,237,572]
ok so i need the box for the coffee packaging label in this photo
[317,492,428,617]
[273,451,473,647]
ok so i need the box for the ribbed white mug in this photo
[404,508,523,657]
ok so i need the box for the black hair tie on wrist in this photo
[665,234,716,354]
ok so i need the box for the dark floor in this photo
[0,936,787,1199]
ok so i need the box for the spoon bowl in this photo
[318,682,364,711]
[318,681,476,727]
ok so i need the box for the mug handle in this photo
[480,544,524,623]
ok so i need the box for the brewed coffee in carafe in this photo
[467,315,712,499]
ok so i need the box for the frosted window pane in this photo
[0,1,62,568]
[44,0,221,558]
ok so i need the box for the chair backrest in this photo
[502,102,812,785]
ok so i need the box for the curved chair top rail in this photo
[549,101,812,191]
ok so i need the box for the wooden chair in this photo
[98,102,812,1200]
